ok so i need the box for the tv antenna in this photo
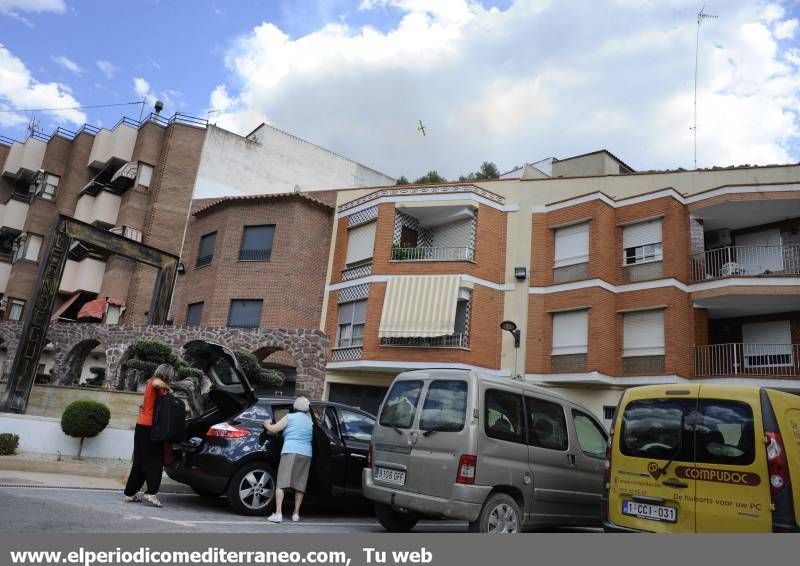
[692,5,718,169]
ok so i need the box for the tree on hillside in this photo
[395,176,410,185]
[459,161,500,181]
[414,170,446,184]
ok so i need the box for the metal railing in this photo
[381,333,469,348]
[109,226,143,242]
[195,254,213,268]
[695,343,800,377]
[391,246,475,262]
[691,244,800,281]
[238,248,272,261]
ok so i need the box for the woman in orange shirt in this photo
[123,364,175,507]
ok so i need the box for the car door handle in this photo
[567,454,576,467]
[350,453,367,459]
[662,478,689,489]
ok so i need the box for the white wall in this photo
[0,413,133,459]
[59,258,106,294]
[0,199,30,232]
[88,123,137,168]
[2,138,46,175]
[0,261,11,294]
[193,124,395,199]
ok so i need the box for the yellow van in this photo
[603,384,799,533]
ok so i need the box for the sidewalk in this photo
[0,452,191,493]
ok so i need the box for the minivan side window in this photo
[419,380,468,432]
[696,399,755,466]
[485,389,525,444]
[526,397,568,451]
[620,399,696,461]
[379,380,423,429]
[572,410,607,458]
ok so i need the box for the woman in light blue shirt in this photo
[264,396,313,523]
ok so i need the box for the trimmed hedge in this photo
[233,350,284,388]
[61,400,111,459]
[0,433,19,456]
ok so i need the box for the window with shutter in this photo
[623,309,665,357]
[554,222,589,267]
[196,232,216,267]
[551,309,588,354]
[346,221,376,265]
[23,234,43,262]
[622,219,662,265]
[137,163,154,188]
[742,320,792,367]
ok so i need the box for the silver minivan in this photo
[363,369,608,533]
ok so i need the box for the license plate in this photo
[622,500,677,523]
[374,466,406,486]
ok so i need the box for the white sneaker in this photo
[267,513,283,523]
[123,493,142,503]
[141,494,162,508]
[292,514,300,522]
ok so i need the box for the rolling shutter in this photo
[346,221,376,265]
[551,309,589,355]
[554,222,589,267]
[743,320,792,364]
[623,309,665,357]
[622,219,662,249]
[735,228,783,273]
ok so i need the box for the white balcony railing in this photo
[391,246,474,262]
[695,343,799,377]
[691,244,800,282]
[381,333,469,348]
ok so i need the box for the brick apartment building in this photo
[321,151,800,418]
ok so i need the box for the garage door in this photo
[328,383,388,417]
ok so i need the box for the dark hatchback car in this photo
[165,341,376,515]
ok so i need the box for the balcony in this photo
[59,258,105,294]
[0,199,30,233]
[238,248,272,261]
[380,333,469,348]
[391,246,474,262]
[0,260,11,294]
[87,120,137,169]
[695,343,800,377]
[1,137,46,178]
[109,225,143,242]
[691,245,800,282]
[73,191,121,227]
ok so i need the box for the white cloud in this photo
[133,77,183,113]
[96,59,117,78]
[51,55,83,74]
[0,0,65,24]
[212,0,800,178]
[0,43,85,128]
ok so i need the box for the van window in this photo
[379,380,423,429]
[526,397,568,451]
[572,410,607,458]
[485,389,525,444]
[420,380,468,432]
[696,400,755,466]
[621,399,696,460]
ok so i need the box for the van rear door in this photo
[609,387,698,533]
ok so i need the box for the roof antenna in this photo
[692,5,718,169]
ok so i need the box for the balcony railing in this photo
[695,343,800,377]
[381,333,469,348]
[239,248,272,261]
[391,246,474,262]
[195,254,213,268]
[109,225,142,242]
[691,244,800,282]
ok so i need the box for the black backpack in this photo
[151,394,186,443]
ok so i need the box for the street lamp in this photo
[500,320,522,380]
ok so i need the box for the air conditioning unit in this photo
[706,228,732,250]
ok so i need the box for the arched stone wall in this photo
[0,322,329,399]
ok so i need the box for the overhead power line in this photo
[0,100,144,113]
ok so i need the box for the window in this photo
[696,399,755,466]
[346,221,376,265]
[9,299,25,321]
[623,309,664,357]
[239,225,275,261]
[239,402,272,422]
[419,380,468,432]
[105,304,123,325]
[379,380,423,429]
[338,409,375,442]
[137,163,154,188]
[12,233,42,263]
[337,299,366,348]
[485,389,525,444]
[34,173,59,200]
[554,222,589,267]
[572,410,607,458]
[454,291,470,336]
[186,302,204,327]
[526,397,568,450]
[196,232,216,268]
[620,398,696,461]
[623,219,662,265]
[551,309,588,355]
[227,299,263,328]
[742,320,793,368]
[312,406,339,438]
[603,405,617,430]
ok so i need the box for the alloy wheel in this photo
[487,503,519,533]
[238,469,274,511]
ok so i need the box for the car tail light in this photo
[206,422,249,439]
[367,443,373,469]
[456,454,477,485]
[765,431,790,496]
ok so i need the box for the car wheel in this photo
[374,502,419,532]
[191,487,220,498]
[469,493,521,534]
[226,462,276,516]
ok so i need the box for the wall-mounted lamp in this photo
[514,267,527,281]
[500,320,522,380]
[177,262,186,275]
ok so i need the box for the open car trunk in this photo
[181,340,257,438]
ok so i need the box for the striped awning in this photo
[379,275,461,338]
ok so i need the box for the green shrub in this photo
[233,350,284,388]
[0,433,19,455]
[61,400,111,460]
[177,366,203,380]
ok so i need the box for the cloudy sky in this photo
[1,0,799,180]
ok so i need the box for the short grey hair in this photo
[293,396,310,413]
[154,363,176,383]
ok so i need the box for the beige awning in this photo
[379,275,460,338]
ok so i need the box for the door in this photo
[693,392,771,532]
[568,408,608,522]
[609,387,698,533]
[336,407,375,494]
[400,226,418,248]
[735,228,783,274]
[525,395,578,522]
[310,405,347,496]
[742,320,793,371]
